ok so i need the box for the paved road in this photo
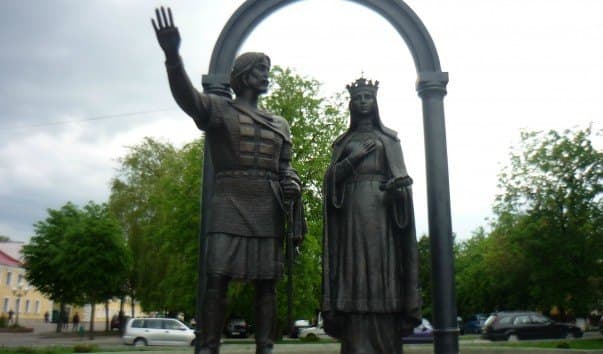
[1,322,602,354]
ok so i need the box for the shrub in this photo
[72,344,96,353]
[300,333,320,342]
[556,342,570,349]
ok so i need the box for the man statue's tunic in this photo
[166,60,301,279]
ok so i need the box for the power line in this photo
[0,108,176,131]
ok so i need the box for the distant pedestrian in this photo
[8,309,14,325]
[44,311,49,323]
[62,312,69,329]
[72,312,80,331]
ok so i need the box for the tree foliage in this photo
[454,126,602,318]
[23,203,82,304]
[417,234,432,319]
[109,138,202,314]
[62,202,131,337]
[22,202,131,333]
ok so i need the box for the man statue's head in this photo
[230,52,271,96]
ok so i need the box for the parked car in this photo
[403,318,433,343]
[481,311,583,341]
[289,319,312,338]
[457,316,464,335]
[111,314,131,331]
[224,317,249,338]
[298,323,326,340]
[122,317,196,346]
[463,313,488,334]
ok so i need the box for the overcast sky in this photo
[0,0,601,243]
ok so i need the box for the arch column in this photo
[417,72,458,354]
[196,1,458,354]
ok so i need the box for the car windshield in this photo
[295,320,310,327]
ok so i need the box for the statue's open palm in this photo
[152,7,180,58]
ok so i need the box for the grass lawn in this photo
[2,337,602,353]
[497,337,603,350]
[0,346,181,354]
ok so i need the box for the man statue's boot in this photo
[199,288,227,354]
[255,281,276,354]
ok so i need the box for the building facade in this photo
[0,241,144,328]
[0,243,54,324]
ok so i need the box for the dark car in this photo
[463,313,488,334]
[111,314,131,331]
[481,311,583,341]
[224,317,249,338]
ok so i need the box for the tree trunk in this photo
[131,297,135,318]
[88,303,95,340]
[119,296,125,335]
[56,302,65,333]
[104,301,109,331]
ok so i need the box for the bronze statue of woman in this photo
[322,78,421,354]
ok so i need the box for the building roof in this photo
[0,249,21,267]
[0,241,24,265]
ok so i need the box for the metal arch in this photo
[207,0,442,76]
[199,1,458,354]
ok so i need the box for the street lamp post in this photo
[12,282,29,327]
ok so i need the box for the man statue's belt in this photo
[215,169,278,180]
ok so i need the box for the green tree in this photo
[22,203,82,332]
[61,202,131,338]
[109,138,202,315]
[454,227,502,316]
[417,235,432,319]
[489,126,602,317]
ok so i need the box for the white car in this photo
[298,324,326,339]
[122,317,196,346]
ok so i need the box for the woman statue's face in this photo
[350,90,376,116]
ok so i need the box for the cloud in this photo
[0,0,602,242]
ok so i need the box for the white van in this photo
[122,317,196,346]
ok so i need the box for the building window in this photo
[17,274,24,285]
[25,300,30,313]
[35,300,40,314]
[5,272,11,286]
[2,298,8,312]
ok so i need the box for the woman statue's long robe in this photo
[322,126,421,352]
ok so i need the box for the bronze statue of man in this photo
[322,78,421,354]
[152,7,304,354]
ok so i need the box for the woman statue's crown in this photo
[346,77,379,96]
